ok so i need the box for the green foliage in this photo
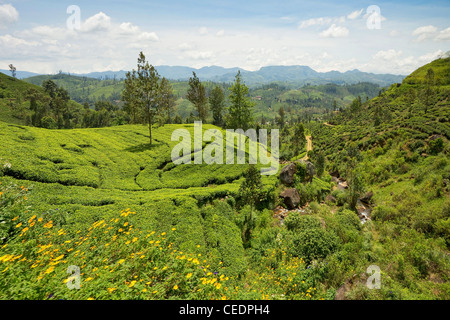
[284,213,321,232]
[284,214,341,263]
[429,137,444,155]
[209,85,225,127]
[238,165,263,209]
[227,71,254,130]
[187,72,208,122]
[122,52,162,144]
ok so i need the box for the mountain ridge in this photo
[1,64,405,87]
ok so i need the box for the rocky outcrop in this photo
[329,169,340,178]
[325,194,337,204]
[280,163,297,185]
[360,191,373,204]
[280,188,300,209]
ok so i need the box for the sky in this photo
[0,0,449,75]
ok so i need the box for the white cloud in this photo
[389,30,400,37]
[0,34,38,48]
[319,24,349,38]
[20,26,74,41]
[199,27,208,35]
[185,50,214,60]
[0,4,18,28]
[216,29,225,37]
[412,25,438,35]
[280,16,295,22]
[412,25,438,41]
[347,9,363,20]
[364,49,445,74]
[118,22,140,35]
[179,42,194,51]
[373,49,403,60]
[298,17,333,29]
[435,27,450,41]
[298,9,362,30]
[418,50,444,62]
[81,12,111,33]
[137,32,159,41]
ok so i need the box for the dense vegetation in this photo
[0,57,448,300]
[19,71,382,125]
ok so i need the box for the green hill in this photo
[0,72,87,127]
[0,121,284,299]
[24,73,124,104]
[23,73,382,123]
[250,82,381,122]
[0,72,43,125]
[0,58,448,300]
[306,56,450,299]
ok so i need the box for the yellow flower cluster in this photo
[0,206,235,300]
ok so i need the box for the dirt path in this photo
[323,122,335,127]
[301,135,312,161]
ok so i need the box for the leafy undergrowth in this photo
[0,184,326,300]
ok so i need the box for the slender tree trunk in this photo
[148,118,152,145]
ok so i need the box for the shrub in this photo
[289,227,340,263]
[284,213,321,232]
[428,138,444,155]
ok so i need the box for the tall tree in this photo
[159,77,176,124]
[208,85,225,126]
[315,151,325,177]
[291,123,306,155]
[239,164,263,211]
[187,72,208,122]
[238,164,262,247]
[276,106,285,128]
[42,80,70,128]
[347,167,365,210]
[227,71,254,130]
[8,64,16,78]
[122,52,161,145]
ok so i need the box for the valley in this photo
[0,55,449,301]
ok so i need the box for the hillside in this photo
[0,70,40,79]
[251,82,381,122]
[22,73,382,123]
[23,73,124,104]
[305,56,450,299]
[0,72,45,125]
[0,72,122,129]
[0,57,448,301]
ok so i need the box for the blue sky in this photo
[0,0,449,74]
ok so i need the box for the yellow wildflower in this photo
[45,266,55,274]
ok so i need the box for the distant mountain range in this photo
[0,65,405,87]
